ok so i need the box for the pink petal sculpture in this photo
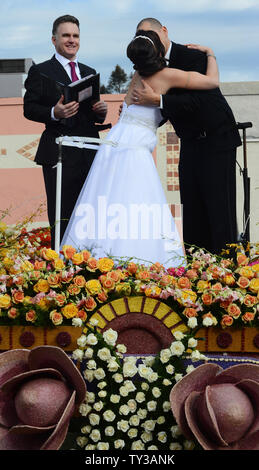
[170,363,259,450]
[0,346,86,450]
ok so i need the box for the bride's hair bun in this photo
[127,30,166,77]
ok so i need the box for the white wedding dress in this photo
[61,102,184,266]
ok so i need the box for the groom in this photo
[23,15,107,249]
[132,18,242,255]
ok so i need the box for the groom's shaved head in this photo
[137,18,171,54]
[137,18,162,31]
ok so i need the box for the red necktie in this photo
[68,61,79,82]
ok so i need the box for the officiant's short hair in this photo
[137,18,162,31]
[52,15,80,35]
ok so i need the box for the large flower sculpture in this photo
[0,346,86,450]
[170,363,259,450]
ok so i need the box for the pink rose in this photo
[170,363,259,450]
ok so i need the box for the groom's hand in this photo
[131,80,160,106]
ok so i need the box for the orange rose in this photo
[55,293,67,307]
[177,277,191,289]
[68,284,81,296]
[87,257,98,272]
[221,315,234,327]
[237,253,249,266]
[127,262,138,275]
[211,282,223,292]
[81,250,91,262]
[34,260,46,270]
[136,270,150,281]
[183,307,198,318]
[12,290,25,304]
[220,299,232,310]
[62,245,77,260]
[243,294,258,307]
[102,277,115,290]
[186,269,198,280]
[242,312,255,323]
[191,261,202,270]
[107,270,121,283]
[26,309,37,323]
[201,293,213,306]
[237,276,250,289]
[73,275,86,288]
[85,297,97,311]
[77,310,87,322]
[8,307,19,319]
[97,291,108,303]
[50,310,63,325]
[220,259,233,269]
[47,273,61,288]
[227,303,241,318]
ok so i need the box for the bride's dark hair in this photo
[127,29,166,77]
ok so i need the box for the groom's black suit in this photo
[161,42,242,254]
[24,55,104,248]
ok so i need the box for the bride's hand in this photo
[185,44,214,55]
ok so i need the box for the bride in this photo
[61,30,218,266]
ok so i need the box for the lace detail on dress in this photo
[120,109,158,134]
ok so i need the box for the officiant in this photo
[23,14,107,249]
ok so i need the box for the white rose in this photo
[138,364,152,379]
[184,440,196,450]
[136,392,145,403]
[85,444,96,450]
[137,408,148,419]
[129,415,140,427]
[171,425,182,438]
[160,348,172,364]
[124,380,136,392]
[117,420,130,433]
[142,420,156,432]
[107,359,119,372]
[76,436,88,448]
[119,386,129,397]
[110,394,121,404]
[203,316,214,327]
[152,387,161,398]
[163,401,171,412]
[175,373,183,382]
[148,372,158,383]
[141,431,153,443]
[103,410,116,422]
[72,317,83,327]
[148,445,158,450]
[97,347,111,361]
[128,428,138,439]
[143,356,155,367]
[131,440,145,450]
[89,413,100,426]
[186,365,195,374]
[72,349,84,362]
[87,359,97,370]
[147,400,157,412]
[81,425,91,434]
[103,328,118,346]
[188,317,198,329]
[94,368,106,380]
[117,344,127,354]
[157,431,167,443]
[84,347,94,359]
[188,337,198,348]
[190,350,203,362]
[166,364,175,375]
[97,381,107,389]
[98,390,107,398]
[77,334,87,348]
[79,403,91,416]
[170,442,183,450]
[141,382,149,391]
[113,373,124,383]
[83,370,94,382]
[114,439,125,449]
[163,378,172,386]
[173,331,185,341]
[93,401,104,412]
[86,391,95,403]
[157,416,166,425]
[123,361,138,378]
[170,341,185,357]
[105,426,115,437]
[127,399,137,413]
[119,404,130,416]
[97,442,109,450]
[89,318,99,327]
[86,333,98,345]
[89,429,101,443]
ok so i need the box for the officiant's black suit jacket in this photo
[161,42,242,254]
[23,55,103,167]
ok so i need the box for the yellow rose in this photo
[42,248,59,261]
[144,285,161,298]
[21,260,34,272]
[0,294,12,309]
[249,278,259,293]
[251,263,259,273]
[33,279,50,293]
[23,296,33,305]
[37,299,50,311]
[3,257,14,269]
[239,266,254,279]
[0,221,7,232]
[71,252,84,265]
[97,257,114,273]
[116,282,132,296]
[53,258,65,271]
[62,303,78,319]
[85,279,102,295]
[178,289,197,305]
[196,280,211,292]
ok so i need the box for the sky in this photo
[0,0,259,86]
